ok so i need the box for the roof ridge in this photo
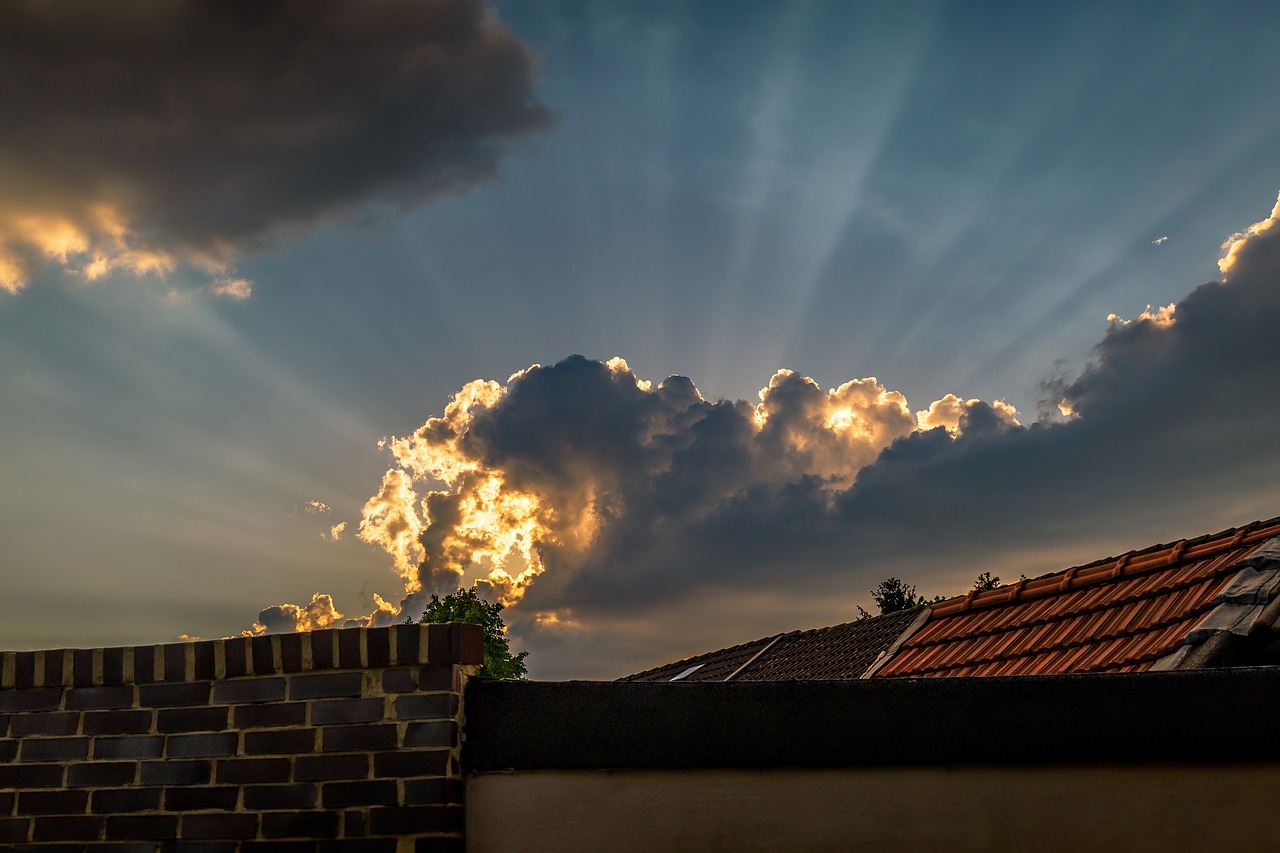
[618,632,782,681]
[930,515,1280,618]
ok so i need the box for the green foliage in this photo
[418,586,528,679]
[871,577,923,614]
[972,571,1001,592]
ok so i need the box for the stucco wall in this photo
[469,765,1280,853]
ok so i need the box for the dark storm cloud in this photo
[0,0,550,291]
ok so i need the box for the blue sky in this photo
[3,1,1280,677]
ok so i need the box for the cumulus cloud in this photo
[252,192,1280,677]
[0,0,550,294]
[327,522,347,542]
[303,500,330,515]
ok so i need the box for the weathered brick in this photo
[0,817,29,842]
[338,630,361,668]
[95,735,164,759]
[262,810,340,838]
[251,636,275,675]
[139,681,210,708]
[0,763,63,788]
[32,815,103,841]
[167,731,238,758]
[311,698,384,725]
[310,630,336,670]
[212,677,286,705]
[180,813,258,840]
[10,711,79,736]
[321,724,396,752]
[372,749,449,778]
[157,706,229,733]
[66,685,134,710]
[404,720,456,748]
[165,786,238,811]
[242,784,317,810]
[140,759,211,785]
[244,727,314,755]
[83,709,153,734]
[67,761,137,787]
[368,805,463,835]
[394,694,456,720]
[215,757,291,784]
[403,777,464,806]
[20,736,89,761]
[295,753,369,781]
[417,666,458,692]
[102,647,125,685]
[367,628,391,668]
[164,643,187,683]
[322,780,397,808]
[235,701,306,729]
[382,668,417,693]
[279,633,304,673]
[91,788,161,814]
[290,672,363,700]
[0,687,61,713]
[16,790,89,815]
[105,814,179,840]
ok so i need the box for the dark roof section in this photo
[621,608,925,682]
[875,516,1280,678]
[742,607,925,681]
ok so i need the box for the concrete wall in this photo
[469,766,1280,853]
[0,623,479,849]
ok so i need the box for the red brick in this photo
[105,814,178,839]
[262,810,340,838]
[372,749,449,778]
[215,757,291,784]
[245,727,314,754]
[0,687,62,712]
[394,694,457,720]
[0,763,63,787]
[20,736,89,761]
[321,724,396,752]
[235,701,306,729]
[140,759,211,785]
[396,625,423,666]
[242,784,318,810]
[102,647,126,685]
[279,633,304,672]
[180,813,258,839]
[32,815,103,841]
[404,720,456,748]
[223,638,250,678]
[84,709,153,734]
[140,682,210,708]
[66,685,134,710]
[417,666,458,692]
[295,753,368,781]
[10,711,80,736]
[290,672,363,700]
[157,706,229,732]
[212,677,286,705]
[251,636,275,675]
[338,630,361,668]
[67,761,137,787]
[95,735,164,759]
[322,780,397,808]
[165,786,239,811]
[91,788,161,814]
[310,630,336,669]
[367,628,391,667]
[382,668,417,693]
[16,790,89,815]
[311,698,384,725]
[167,732,238,758]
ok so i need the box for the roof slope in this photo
[622,607,923,682]
[876,516,1280,678]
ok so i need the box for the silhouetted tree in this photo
[972,571,1001,592]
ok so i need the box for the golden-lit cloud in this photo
[916,394,1020,435]
[1220,191,1280,280]
[327,522,347,542]
[303,500,330,515]
[1106,303,1177,329]
[0,0,550,295]
[246,592,345,635]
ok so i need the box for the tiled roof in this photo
[622,608,924,682]
[875,516,1280,678]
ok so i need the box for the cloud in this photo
[328,522,347,542]
[0,0,550,294]
[251,192,1280,677]
[303,500,330,515]
[211,278,253,301]
[1153,236,1168,245]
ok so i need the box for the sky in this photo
[2,0,1280,678]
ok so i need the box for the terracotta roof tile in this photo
[875,516,1280,678]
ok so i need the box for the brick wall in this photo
[0,623,480,850]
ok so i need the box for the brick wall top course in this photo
[0,624,482,690]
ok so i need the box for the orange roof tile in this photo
[875,516,1280,678]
